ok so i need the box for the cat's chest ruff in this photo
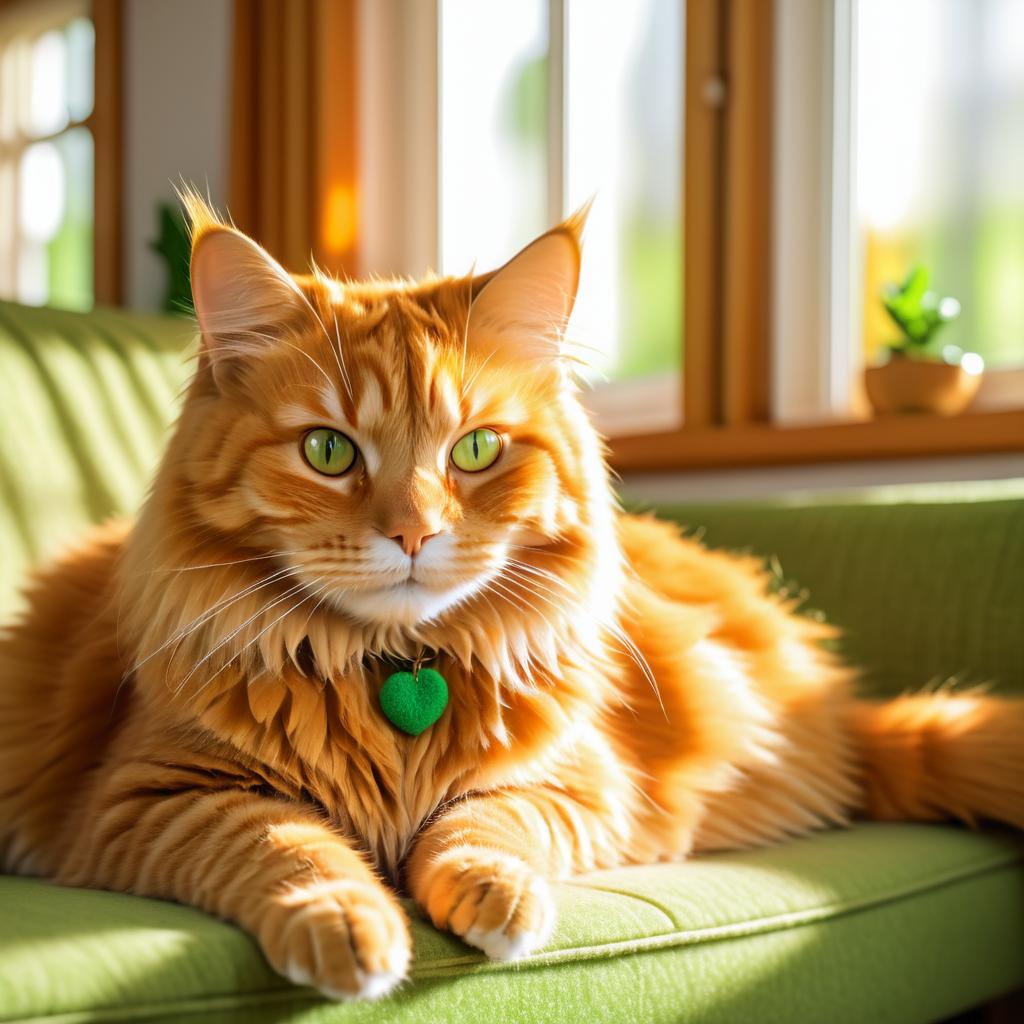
[195,652,592,871]
[311,712,473,875]
[307,665,584,872]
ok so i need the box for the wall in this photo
[122,0,232,310]
[359,0,439,279]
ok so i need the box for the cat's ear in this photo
[186,196,310,389]
[467,205,589,363]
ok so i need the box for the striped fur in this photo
[1,203,1021,1000]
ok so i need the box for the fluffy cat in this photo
[1,195,1022,1001]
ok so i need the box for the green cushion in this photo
[1,825,1021,1023]
[2,301,1023,1021]
[657,491,1024,698]
[0,301,193,621]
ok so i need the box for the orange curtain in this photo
[229,0,360,277]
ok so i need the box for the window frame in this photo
[91,0,120,306]
[0,0,121,307]
[357,0,1024,473]
[607,0,1024,472]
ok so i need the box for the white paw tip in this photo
[464,925,544,962]
[316,969,404,1003]
[284,961,314,988]
[353,967,405,1001]
[284,949,408,1002]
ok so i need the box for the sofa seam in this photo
[412,848,1024,975]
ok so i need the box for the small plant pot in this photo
[864,358,981,416]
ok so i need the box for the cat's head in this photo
[161,196,616,639]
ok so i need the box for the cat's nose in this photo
[387,526,439,557]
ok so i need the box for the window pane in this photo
[49,127,93,311]
[565,0,683,383]
[19,140,65,244]
[17,239,48,306]
[27,29,69,138]
[3,14,95,310]
[439,0,549,273]
[66,17,95,123]
[857,0,1024,369]
[15,129,93,310]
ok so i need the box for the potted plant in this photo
[151,202,195,316]
[864,266,983,415]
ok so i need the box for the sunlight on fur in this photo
[0,190,1020,1002]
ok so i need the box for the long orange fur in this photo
[1,197,1021,1000]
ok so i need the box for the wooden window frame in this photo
[606,0,1024,474]
[91,0,121,306]
[0,0,122,306]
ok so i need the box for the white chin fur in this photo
[332,577,483,627]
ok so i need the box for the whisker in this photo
[501,562,666,719]
[506,544,576,561]
[173,578,311,694]
[459,274,473,394]
[461,348,499,398]
[498,565,572,612]
[211,327,337,390]
[604,621,666,720]
[152,549,305,575]
[488,576,555,625]
[299,586,333,637]
[504,558,577,592]
[160,567,306,681]
[127,564,302,677]
[191,580,331,700]
[330,307,355,405]
[274,336,337,389]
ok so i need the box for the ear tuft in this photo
[177,182,228,246]
[560,197,594,248]
[467,208,589,365]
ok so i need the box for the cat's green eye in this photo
[303,428,357,476]
[451,428,502,473]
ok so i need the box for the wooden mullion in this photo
[0,115,91,158]
[546,0,565,227]
[91,0,122,306]
[682,0,727,428]
[720,0,774,425]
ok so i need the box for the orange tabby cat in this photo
[1,195,1022,1001]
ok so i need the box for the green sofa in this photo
[1,300,1022,1024]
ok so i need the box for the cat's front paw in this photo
[414,846,554,961]
[260,878,411,1001]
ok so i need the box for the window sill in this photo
[606,409,1024,473]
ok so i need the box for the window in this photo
[439,0,549,276]
[0,3,95,311]
[364,0,1023,470]
[856,0,1024,373]
[437,0,684,434]
[771,0,1024,450]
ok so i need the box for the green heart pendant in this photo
[379,667,449,736]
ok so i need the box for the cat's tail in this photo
[847,692,1024,829]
